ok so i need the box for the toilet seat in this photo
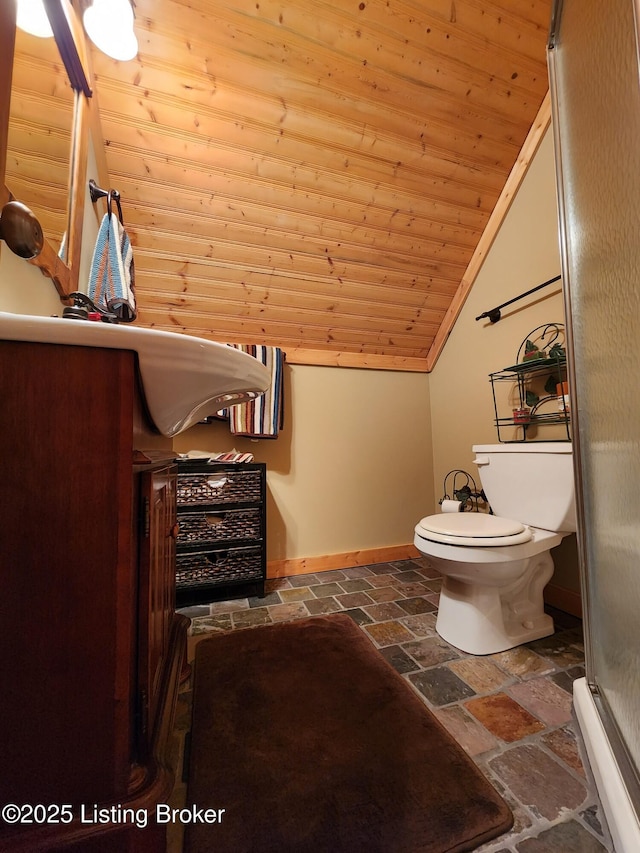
[415,512,533,547]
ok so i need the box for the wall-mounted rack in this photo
[488,323,571,443]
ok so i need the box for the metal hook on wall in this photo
[89,179,120,204]
[89,180,124,224]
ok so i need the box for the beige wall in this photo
[0,139,102,312]
[174,363,435,565]
[0,247,63,313]
[430,130,564,477]
[175,132,578,579]
[429,128,580,600]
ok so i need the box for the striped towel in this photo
[228,345,285,438]
[88,199,137,322]
[211,451,255,463]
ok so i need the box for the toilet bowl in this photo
[414,443,576,655]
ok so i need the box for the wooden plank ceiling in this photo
[23,0,555,369]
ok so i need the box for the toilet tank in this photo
[472,443,576,532]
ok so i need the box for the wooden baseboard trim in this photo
[267,544,421,578]
[544,583,583,619]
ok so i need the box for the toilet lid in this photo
[415,513,533,547]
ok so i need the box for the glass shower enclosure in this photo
[547,0,640,849]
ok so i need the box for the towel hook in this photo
[89,180,124,223]
[476,275,562,323]
[89,179,120,204]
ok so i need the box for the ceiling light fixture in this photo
[82,0,138,62]
[16,0,54,38]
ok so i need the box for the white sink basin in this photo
[0,312,271,436]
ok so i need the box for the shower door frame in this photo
[548,1,640,850]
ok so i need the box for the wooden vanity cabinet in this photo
[0,340,187,852]
[137,463,181,756]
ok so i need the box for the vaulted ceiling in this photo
[11,0,554,370]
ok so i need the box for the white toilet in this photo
[414,443,576,655]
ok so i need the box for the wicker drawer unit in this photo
[175,461,266,606]
[176,468,263,506]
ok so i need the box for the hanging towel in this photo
[88,192,137,322]
[228,345,285,438]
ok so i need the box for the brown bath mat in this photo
[185,614,512,853]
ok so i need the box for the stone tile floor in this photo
[168,556,615,853]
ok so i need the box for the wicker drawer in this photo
[177,468,262,506]
[177,507,262,546]
[176,546,263,588]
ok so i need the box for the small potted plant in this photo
[522,339,548,362]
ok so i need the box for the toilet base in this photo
[435,550,556,655]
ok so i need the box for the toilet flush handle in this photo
[473,454,490,467]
